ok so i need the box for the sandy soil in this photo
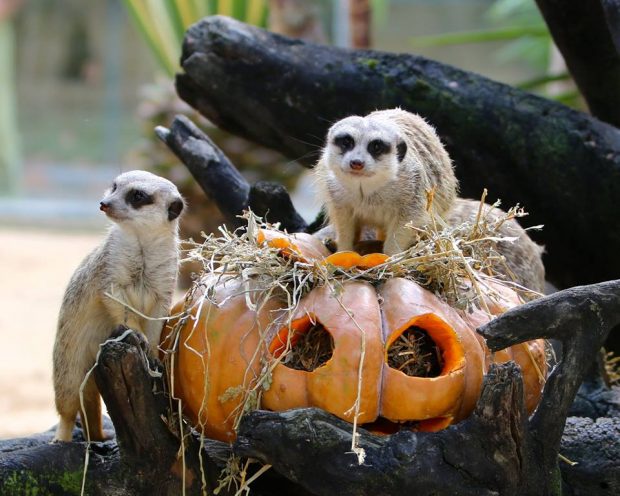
[0,228,102,438]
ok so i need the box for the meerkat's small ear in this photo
[168,199,184,221]
[397,141,407,162]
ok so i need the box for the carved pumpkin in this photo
[162,230,547,442]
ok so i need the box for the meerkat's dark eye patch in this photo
[167,199,184,221]
[334,134,355,152]
[126,189,154,209]
[397,141,407,162]
[367,139,390,158]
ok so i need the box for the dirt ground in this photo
[0,227,102,438]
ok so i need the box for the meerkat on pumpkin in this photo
[314,108,544,292]
[52,170,184,442]
[314,108,457,256]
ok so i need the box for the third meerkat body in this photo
[53,170,184,442]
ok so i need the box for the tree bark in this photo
[175,16,620,289]
[534,0,620,127]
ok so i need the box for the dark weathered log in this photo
[157,115,309,232]
[534,0,620,127]
[479,279,620,460]
[236,364,534,496]
[248,180,308,232]
[176,16,620,289]
[569,352,620,419]
[234,280,620,496]
[560,416,620,495]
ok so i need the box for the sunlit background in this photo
[0,0,572,437]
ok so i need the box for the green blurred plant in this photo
[410,0,580,108]
[122,0,268,76]
[0,1,22,195]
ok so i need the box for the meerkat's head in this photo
[99,170,184,233]
[321,114,407,187]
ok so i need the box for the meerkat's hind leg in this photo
[53,411,77,442]
[53,361,81,442]
[78,374,105,442]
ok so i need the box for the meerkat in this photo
[52,170,184,442]
[447,198,545,293]
[314,108,457,256]
[314,108,545,292]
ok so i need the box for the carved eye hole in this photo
[334,134,354,152]
[368,139,389,157]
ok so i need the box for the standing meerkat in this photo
[314,108,545,292]
[314,108,457,256]
[52,170,184,442]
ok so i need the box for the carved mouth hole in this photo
[386,326,443,377]
[281,323,334,372]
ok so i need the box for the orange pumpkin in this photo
[162,230,547,442]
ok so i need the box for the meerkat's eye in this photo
[126,189,154,209]
[111,183,117,193]
[334,134,355,152]
[367,139,389,158]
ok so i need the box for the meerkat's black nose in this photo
[100,201,110,212]
[349,159,365,170]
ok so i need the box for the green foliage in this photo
[0,469,85,496]
[121,0,268,76]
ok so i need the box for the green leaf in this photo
[121,0,177,76]
[516,72,571,90]
[411,25,549,48]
